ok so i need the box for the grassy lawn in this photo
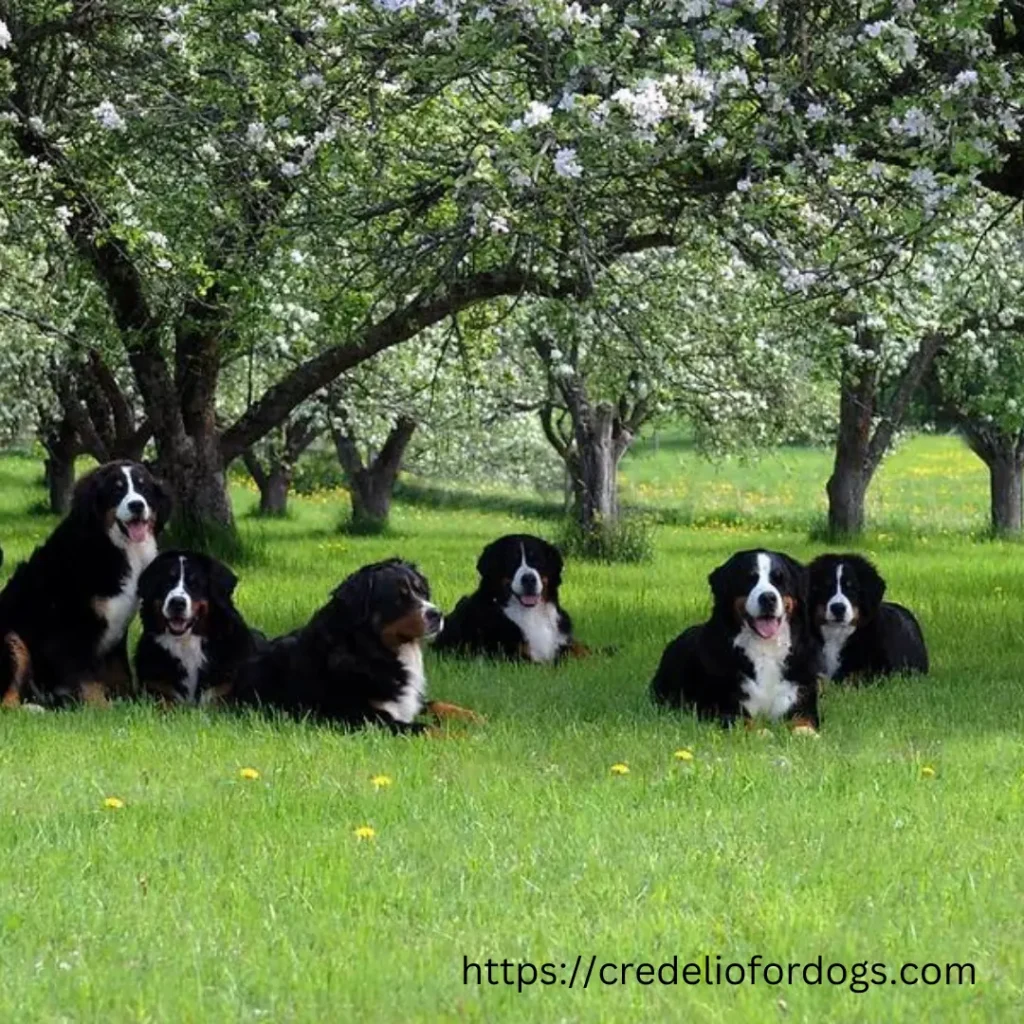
[0,436,1020,1022]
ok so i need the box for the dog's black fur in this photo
[434,534,578,662]
[808,553,928,682]
[135,550,260,705]
[0,461,171,707]
[231,558,445,731]
[650,549,819,728]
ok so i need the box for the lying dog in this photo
[135,550,260,706]
[434,534,582,662]
[650,549,819,731]
[808,553,928,682]
[232,558,477,732]
[0,461,171,707]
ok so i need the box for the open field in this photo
[0,437,1021,1022]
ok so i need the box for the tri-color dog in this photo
[650,549,819,731]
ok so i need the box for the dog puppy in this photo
[135,550,260,705]
[808,553,928,682]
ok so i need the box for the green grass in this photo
[0,438,1021,1022]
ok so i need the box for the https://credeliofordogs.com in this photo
[462,954,976,993]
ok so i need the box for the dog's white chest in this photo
[373,643,426,725]
[94,537,157,654]
[819,623,855,680]
[502,600,565,663]
[155,632,208,702]
[735,622,798,719]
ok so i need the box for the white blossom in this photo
[0,19,11,49]
[522,101,553,128]
[553,147,583,179]
[92,100,126,131]
[243,30,261,45]
[806,103,828,123]
[279,161,301,177]
[300,72,325,90]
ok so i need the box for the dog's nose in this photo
[519,572,540,595]
[424,607,442,631]
[829,601,847,620]
[758,591,778,614]
[127,499,146,518]
[166,596,187,617]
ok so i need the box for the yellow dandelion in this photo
[610,763,630,775]
[239,767,261,780]
[674,748,695,762]
[371,774,393,789]
[920,765,936,779]
[103,796,125,810]
[353,825,377,840]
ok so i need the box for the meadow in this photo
[0,435,1021,1023]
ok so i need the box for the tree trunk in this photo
[242,449,293,517]
[988,456,1023,535]
[333,416,417,533]
[574,402,627,532]
[826,461,870,537]
[40,414,79,515]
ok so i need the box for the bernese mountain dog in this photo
[232,558,477,732]
[808,553,928,682]
[650,549,819,731]
[434,534,580,663]
[0,460,171,708]
[134,550,260,706]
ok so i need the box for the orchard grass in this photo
[0,438,1021,1022]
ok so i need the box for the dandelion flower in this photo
[610,763,630,775]
[920,765,936,779]
[103,796,125,810]
[239,767,260,780]
[674,749,695,762]
[354,825,377,840]
[371,774,393,788]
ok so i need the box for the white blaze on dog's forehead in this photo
[116,464,150,521]
[826,561,854,624]
[511,541,540,593]
[163,555,192,620]
[744,551,782,620]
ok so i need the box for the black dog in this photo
[808,553,928,682]
[650,549,819,730]
[232,558,477,732]
[0,461,171,707]
[434,534,581,662]
[135,550,260,705]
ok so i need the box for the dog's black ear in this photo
[707,558,731,600]
[858,557,886,613]
[331,567,375,628]
[70,463,111,525]
[137,555,167,603]
[780,553,808,604]
[199,554,238,600]
[539,538,564,590]
[475,538,504,580]
[148,471,174,536]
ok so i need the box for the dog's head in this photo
[138,550,238,637]
[72,461,172,548]
[476,534,563,608]
[709,549,805,641]
[328,558,441,650]
[808,553,885,629]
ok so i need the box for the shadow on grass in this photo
[394,480,563,521]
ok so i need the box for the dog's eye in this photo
[769,570,783,585]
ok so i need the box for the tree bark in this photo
[241,416,320,517]
[988,456,1023,535]
[959,421,1024,536]
[40,414,79,516]
[332,416,417,532]
[826,326,944,538]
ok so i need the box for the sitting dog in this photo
[434,534,581,662]
[808,553,928,682]
[135,550,260,705]
[232,558,477,732]
[0,461,171,707]
[650,549,819,730]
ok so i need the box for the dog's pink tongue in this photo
[754,617,781,639]
[127,521,150,543]
[519,594,540,607]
